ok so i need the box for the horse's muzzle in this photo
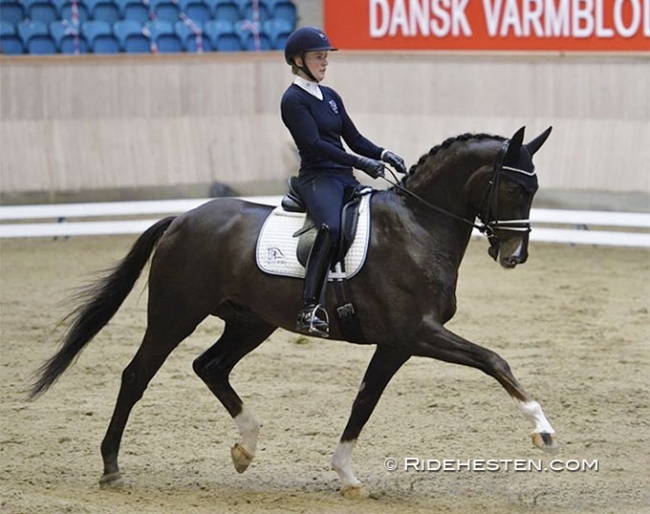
[489,236,529,269]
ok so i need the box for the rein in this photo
[380,140,534,239]
[380,174,490,234]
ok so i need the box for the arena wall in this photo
[1,52,648,205]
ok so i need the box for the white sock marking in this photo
[234,406,260,456]
[517,400,555,434]
[331,440,362,488]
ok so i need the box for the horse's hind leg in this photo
[192,316,276,474]
[99,318,200,488]
[413,321,558,452]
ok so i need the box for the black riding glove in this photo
[381,150,407,174]
[356,156,385,179]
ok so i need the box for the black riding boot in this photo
[296,224,333,338]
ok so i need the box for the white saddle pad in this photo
[256,194,371,280]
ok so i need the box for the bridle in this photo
[381,139,536,244]
[477,140,536,248]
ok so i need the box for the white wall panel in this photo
[1,52,648,197]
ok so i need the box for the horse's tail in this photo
[27,216,177,399]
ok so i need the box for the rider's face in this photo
[297,51,329,82]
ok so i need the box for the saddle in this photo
[281,176,372,267]
[255,178,372,343]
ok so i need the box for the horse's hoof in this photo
[231,443,253,474]
[340,483,369,499]
[98,472,124,489]
[532,432,560,453]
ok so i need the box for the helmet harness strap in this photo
[296,52,319,83]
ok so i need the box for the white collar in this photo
[293,76,323,100]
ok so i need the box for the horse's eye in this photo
[506,184,520,195]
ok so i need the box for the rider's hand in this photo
[381,150,407,174]
[356,157,385,179]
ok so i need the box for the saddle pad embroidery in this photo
[256,194,371,280]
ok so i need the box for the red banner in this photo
[324,0,650,51]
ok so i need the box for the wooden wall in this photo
[1,52,648,201]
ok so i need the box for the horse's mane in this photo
[404,132,505,182]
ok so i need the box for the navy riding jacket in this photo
[280,83,384,176]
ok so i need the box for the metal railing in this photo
[1,198,649,247]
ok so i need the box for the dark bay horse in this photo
[30,126,558,497]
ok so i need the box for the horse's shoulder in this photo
[370,192,412,224]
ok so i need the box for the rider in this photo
[280,26,407,338]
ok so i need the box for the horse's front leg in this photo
[332,346,410,497]
[413,320,558,452]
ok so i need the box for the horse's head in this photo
[396,127,552,269]
[481,126,552,268]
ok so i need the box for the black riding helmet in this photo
[284,27,338,82]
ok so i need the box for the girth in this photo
[281,176,372,267]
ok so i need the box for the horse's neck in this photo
[377,138,500,265]
[374,184,475,273]
[406,152,491,219]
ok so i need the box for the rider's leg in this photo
[296,172,351,338]
[296,224,333,337]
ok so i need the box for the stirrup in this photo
[296,304,330,338]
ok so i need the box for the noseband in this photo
[384,139,536,244]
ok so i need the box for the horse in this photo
[29,126,558,498]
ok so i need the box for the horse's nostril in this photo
[501,255,519,268]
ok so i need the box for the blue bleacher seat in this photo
[178,0,209,27]
[267,0,295,26]
[55,0,90,24]
[263,17,290,49]
[204,18,240,51]
[234,18,270,50]
[1,20,24,54]
[145,19,180,51]
[23,0,59,24]
[149,0,179,22]
[113,18,150,52]
[82,19,119,52]
[87,0,120,24]
[115,0,150,23]
[238,0,268,23]
[175,17,210,51]
[17,20,57,53]
[208,0,240,23]
[50,20,89,53]
[0,0,25,25]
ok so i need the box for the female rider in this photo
[280,26,407,338]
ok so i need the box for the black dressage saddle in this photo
[280,176,372,267]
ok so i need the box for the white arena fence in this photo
[0,197,649,248]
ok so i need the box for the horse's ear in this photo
[504,126,526,163]
[525,126,553,155]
